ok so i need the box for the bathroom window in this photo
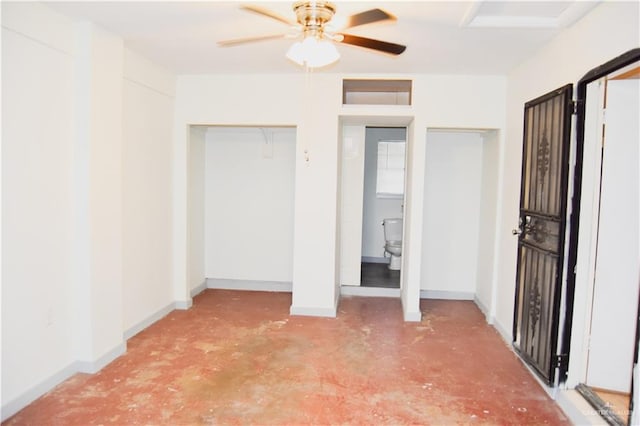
[376,140,405,198]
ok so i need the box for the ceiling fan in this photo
[218,1,406,68]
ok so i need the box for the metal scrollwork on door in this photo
[537,131,550,184]
[513,84,573,386]
[529,278,542,336]
[530,218,549,244]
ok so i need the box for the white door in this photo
[586,78,640,392]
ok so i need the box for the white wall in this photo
[401,119,420,319]
[122,48,176,332]
[188,127,206,292]
[174,73,342,316]
[362,127,405,259]
[497,1,640,341]
[204,127,296,283]
[73,21,125,368]
[339,125,366,286]
[2,4,129,410]
[292,77,342,316]
[475,130,500,315]
[422,130,483,296]
[175,73,507,320]
[2,2,77,411]
[2,3,177,418]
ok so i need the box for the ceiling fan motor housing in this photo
[293,1,336,37]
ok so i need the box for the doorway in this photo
[338,118,412,295]
[573,62,640,425]
[360,127,407,289]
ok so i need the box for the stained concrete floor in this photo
[4,290,569,425]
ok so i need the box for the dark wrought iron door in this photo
[512,84,573,386]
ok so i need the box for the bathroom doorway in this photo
[360,127,407,289]
[338,123,407,291]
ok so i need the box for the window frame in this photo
[375,139,406,199]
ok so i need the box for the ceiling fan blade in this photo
[241,5,295,26]
[218,33,288,47]
[342,8,396,30]
[337,33,406,55]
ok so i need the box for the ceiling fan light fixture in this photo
[286,36,340,68]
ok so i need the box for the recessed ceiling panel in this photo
[463,0,599,28]
[477,1,572,19]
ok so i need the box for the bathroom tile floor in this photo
[361,261,400,288]
[4,290,569,425]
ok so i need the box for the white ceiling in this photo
[45,0,600,75]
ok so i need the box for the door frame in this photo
[562,48,640,384]
[562,48,640,423]
[337,116,413,297]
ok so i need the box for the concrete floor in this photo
[5,290,569,425]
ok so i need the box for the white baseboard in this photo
[340,286,400,298]
[207,278,292,292]
[399,293,422,322]
[419,290,475,300]
[2,341,127,422]
[361,256,388,264]
[403,309,422,322]
[1,361,78,421]
[492,318,512,345]
[174,299,193,310]
[190,279,207,297]
[290,304,337,318]
[76,342,127,374]
[474,296,495,325]
[124,302,175,340]
[556,389,604,425]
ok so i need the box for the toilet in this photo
[382,218,403,270]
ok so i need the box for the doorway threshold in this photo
[340,285,400,298]
[575,383,627,426]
